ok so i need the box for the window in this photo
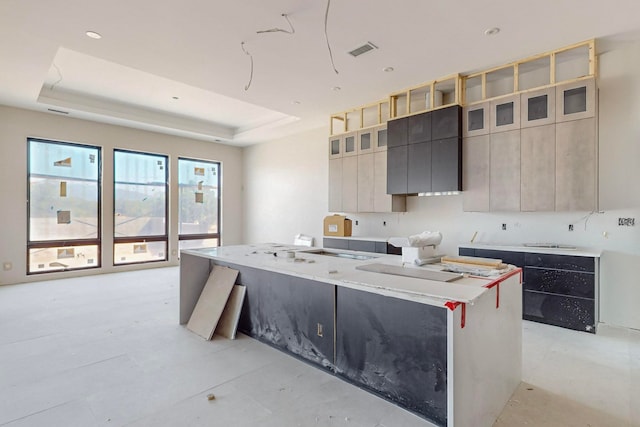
[114,150,168,265]
[178,158,220,251]
[27,139,101,274]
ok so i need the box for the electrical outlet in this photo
[501,223,507,231]
[3,262,11,271]
[355,220,358,226]
[568,224,574,231]
[618,217,635,226]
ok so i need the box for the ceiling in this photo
[1,0,640,146]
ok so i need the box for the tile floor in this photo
[0,267,638,427]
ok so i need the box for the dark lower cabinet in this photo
[459,247,597,333]
[336,286,448,426]
[347,239,376,253]
[228,264,335,369]
[324,238,400,255]
[523,291,595,332]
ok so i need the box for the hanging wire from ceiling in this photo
[257,13,295,34]
[324,0,339,74]
[241,41,254,91]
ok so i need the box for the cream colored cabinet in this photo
[555,118,596,211]
[328,158,343,212]
[463,102,490,138]
[490,130,521,211]
[462,135,490,211]
[357,153,375,212]
[357,129,374,155]
[342,155,359,212]
[329,135,343,160]
[343,132,358,157]
[373,151,406,212]
[556,78,596,123]
[490,94,521,133]
[521,87,555,128]
[330,125,405,213]
[374,126,388,152]
[521,124,556,211]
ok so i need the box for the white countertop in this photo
[459,243,602,257]
[183,244,520,307]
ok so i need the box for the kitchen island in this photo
[180,244,522,427]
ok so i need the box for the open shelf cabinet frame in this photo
[330,99,390,136]
[462,39,596,106]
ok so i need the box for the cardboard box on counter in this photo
[323,215,352,237]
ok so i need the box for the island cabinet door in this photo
[235,266,335,370]
[335,287,448,426]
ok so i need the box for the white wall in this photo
[0,106,244,285]
[243,127,327,246]
[242,39,640,330]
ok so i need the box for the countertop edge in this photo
[459,243,602,258]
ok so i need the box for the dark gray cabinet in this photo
[407,142,431,193]
[387,105,462,195]
[408,111,432,144]
[458,247,597,333]
[432,137,462,191]
[432,105,462,140]
[228,264,336,369]
[335,286,448,425]
[324,237,400,255]
[387,146,408,194]
[387,117,408,148]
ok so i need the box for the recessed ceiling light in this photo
[292,100,301,105]
[484,27,500,36]
[383,67,394,73]
[332,86,341,92]
[85,31,102,39]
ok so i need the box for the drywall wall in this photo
[243,127,327,246]
[242,39,640,330]
[0,106,243,285]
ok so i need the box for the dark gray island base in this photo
[180,245,523,427]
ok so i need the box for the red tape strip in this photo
[444,301,466,328]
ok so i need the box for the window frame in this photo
[177,157,221,249]
[113,148,169,266]
[26,138,102,274]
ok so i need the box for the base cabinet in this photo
[335,286,448,425]
[459,247,597,333]
[229,264,335,369]
[323,237,401,255]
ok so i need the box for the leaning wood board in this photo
[187,265,239,340]
[356,263,463,282]
[215,284,247,340]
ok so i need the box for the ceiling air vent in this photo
[348,42,378,57]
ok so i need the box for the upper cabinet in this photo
[521,86,556,128]
[328,135,343,160]
[556,78,596,122]
[463,102,490,137]
[343,132,357,157]
[330,40,597,213]
[387,105,462,195]
[490,94,521,133]
[329,122,406,213]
